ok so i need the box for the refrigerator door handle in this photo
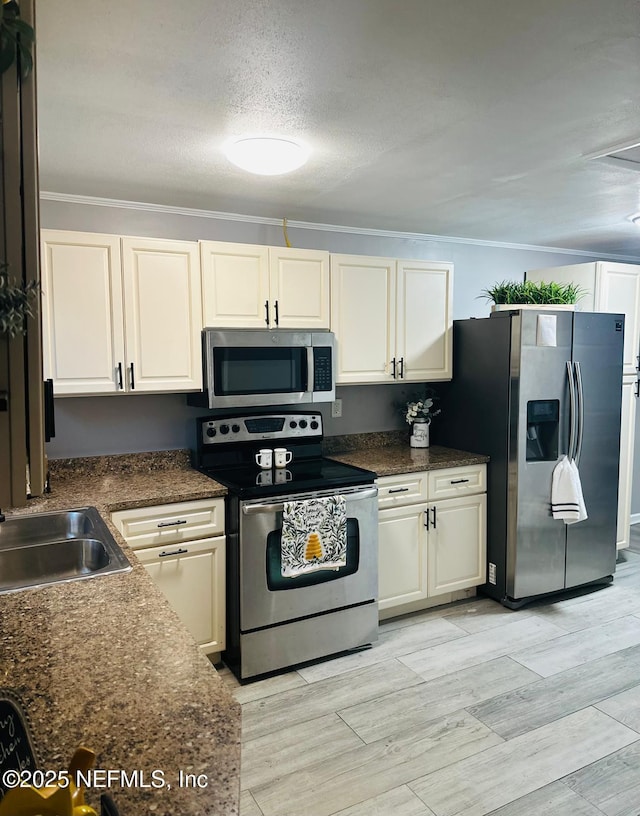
[566,360,577,460]
[574,361,585,465]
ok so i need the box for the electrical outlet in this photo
[331,399,342,418]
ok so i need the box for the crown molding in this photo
[39,191,640,262]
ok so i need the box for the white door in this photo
[378,503,428,610]
[122,237,202,392]
[617,376,637,550]
[396,260,453,381]
[41,230,125,395]
[596,262,640,377]
[427,494,486,596]
[136,537,226,653]
[331,254,396,384]
[269,247,330,329]
[200,240,270,328]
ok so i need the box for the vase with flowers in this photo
[404,391,441,448]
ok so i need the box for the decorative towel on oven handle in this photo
[281,495,347,578]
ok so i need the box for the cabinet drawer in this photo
[427,464,486,500]
[377,472,428,507]
[111,498,224,549]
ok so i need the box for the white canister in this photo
[410,418,430,448]
[255,448,273,469]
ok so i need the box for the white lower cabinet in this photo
[136,537,225,654]
[112,498,225,656]
[378,464,487,616]
[427,493,487,596]
[378,504,428,608]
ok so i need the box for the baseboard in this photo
[631,514,640,526]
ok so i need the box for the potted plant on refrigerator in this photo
[480,280,585,312]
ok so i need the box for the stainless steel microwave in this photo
[201,329,336,409]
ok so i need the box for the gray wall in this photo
[41,198,620,461]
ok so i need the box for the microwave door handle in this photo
[306,346,314,393]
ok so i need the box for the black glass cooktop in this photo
[200,457,376,498]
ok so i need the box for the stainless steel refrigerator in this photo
[438,310,624,608]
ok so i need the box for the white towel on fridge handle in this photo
[551,455,587,524]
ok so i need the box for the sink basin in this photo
[0,507,132,594]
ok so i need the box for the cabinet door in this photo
[331,254,396,384]
[428,494,486,596]
[269,247,330,329]
[526,263,597,311]
[41,230,125,395]
[122,237,202,392]
[596,262,640,377]
[396,260,453,381]
[378,503,428,610]
[200,240,269,328]
[136,537,225,654]
[617,376,636,550]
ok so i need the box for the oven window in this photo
[266,519,360,590]
[214,347,307,396]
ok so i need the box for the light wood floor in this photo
[219,539,640,816]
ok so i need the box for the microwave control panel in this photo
[313,347,333,392]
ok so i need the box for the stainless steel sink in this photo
[0,506,132,594]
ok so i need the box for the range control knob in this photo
[206,427,217,438]
[289,420,298,429]
[219,424,230,435]
[231,424,240,433]
[299,419,308,429]
[310,420,319,430]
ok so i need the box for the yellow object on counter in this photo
[0,747,97,816]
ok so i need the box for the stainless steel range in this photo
[193,411,379,681]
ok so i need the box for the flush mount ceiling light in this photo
[224,137,309,175]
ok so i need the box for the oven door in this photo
[239,485,378,632]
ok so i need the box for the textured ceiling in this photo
[36,0,640,257]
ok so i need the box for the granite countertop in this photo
[2,451,238,816]
[323,432,489,476]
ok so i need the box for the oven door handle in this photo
[242,486,378,515]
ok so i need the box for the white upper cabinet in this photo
[41,230,202,395]
[268,247,330,329]
[41,231,125,395]
[121,237,202,393]
[201,241,330,329]
[200,241,270,328]
[396,259,453,382]
[330,254,396,384]
[331,254,453,384]
[526,261,640,377]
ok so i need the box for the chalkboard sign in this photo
[0,690,38,798]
